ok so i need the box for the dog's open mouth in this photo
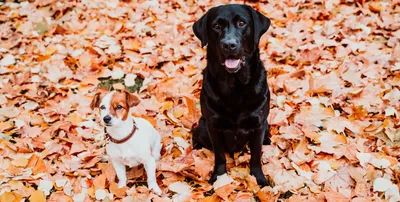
[223,56,244,73]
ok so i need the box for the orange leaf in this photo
[184,96,197,118]
[245,175,260,193]
[215,184,236,201]
[67,112,84,126]
[257,187,276,202]
[232,192,253,202]
[26,154,39,168]
[83,156,101,169]
[11,157,28,167]
[93,173,106,190]
[105,163,116,184]
[199,195,221,202]
[36,55,50,62]
[335,134,347,144]
[0,192,16,202]
[33,158,47,174]
[0,121,13,132]
[47,191,72,202]
[109,182,128,198]
[29,190,46,202]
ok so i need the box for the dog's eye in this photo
[116,105,123,110]
[213,24,221,30]
[238,20,246,27]
[100,105,106,110]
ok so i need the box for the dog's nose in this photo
[103,115,111,124]
[221,39,238,51]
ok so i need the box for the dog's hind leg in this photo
[143,157,162,195]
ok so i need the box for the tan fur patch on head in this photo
[110,92,130,121]
[124,90,140,107]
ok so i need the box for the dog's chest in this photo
[106,143,146,167]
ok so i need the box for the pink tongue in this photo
[224,59,240,69]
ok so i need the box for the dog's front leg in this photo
[111,159,127,188]
[207,122,227,184]
[249,126,269,187]
[143,157,162,195]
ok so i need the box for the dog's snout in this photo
[221,39,238,52]
[103,115,112,124]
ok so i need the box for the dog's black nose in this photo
[103,115,111,124]
[221,39,237,51]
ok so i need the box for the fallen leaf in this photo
[29,190,46,202]
[11,157,28,167]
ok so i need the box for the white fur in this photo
[98,92,162,195]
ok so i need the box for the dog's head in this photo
[90,90,140,128]
[193,4,270,73]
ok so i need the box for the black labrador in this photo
[191,4,271,187]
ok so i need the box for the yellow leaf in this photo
[44,46,57,56]
[172,127,184,138]
[161,101,174,112]
[173,108,184,119]
[171,147,182,158]
[369,2,382,13]
[0,121,14,132]
[335,134,347,144]
[11,157,28,167]
[0,192,15,202]
[329,159,341,170]
[122,38,141,51]
[29,190,46,202]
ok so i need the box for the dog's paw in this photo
[256,175,270,187]
[117,182,126,188]
[251,170,270,187]
[149,184,162,195]
[209,166,227,184]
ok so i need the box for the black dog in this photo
[191,4,271,187]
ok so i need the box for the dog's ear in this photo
[125,90,140,107]
[246,5,271,46]
[90,92,102,110]
[193,11,209,47]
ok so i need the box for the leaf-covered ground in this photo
[1,0,400,201]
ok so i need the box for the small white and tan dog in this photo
[91,90,162,195]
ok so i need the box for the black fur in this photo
[192,4,272,187]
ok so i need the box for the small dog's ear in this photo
[125,90,140,107]
[193,10,210,47]
[246,5,271,46]
[90,92,102,110]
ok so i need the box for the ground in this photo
[0,0,400,201]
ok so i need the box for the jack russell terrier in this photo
[90,90,162,195]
